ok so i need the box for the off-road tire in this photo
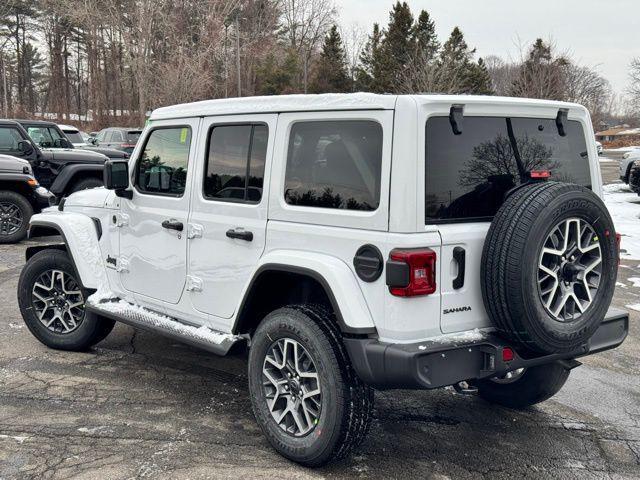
[476,363,570,409]
[248,304,374,467]
[70,177,102,193]
[18,249,115,350]
[481,181,618,354]
[0,190,32,244]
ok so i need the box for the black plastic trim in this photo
[343,308,628,390]
[556,108,569,137]
[452,246,465,289]
[449,104,464,135]
[353,244,383,282]
[91,217,102,240]
[48,163,104,196]
[234,263,378,336]
[385,259,409,288]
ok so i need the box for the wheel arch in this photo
[233,259,377,337]
[49,164,104,196]
[27,213,107,291]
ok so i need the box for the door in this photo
[187,114,277,321]
[118,119,200,304]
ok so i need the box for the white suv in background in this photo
[17,94,628,466]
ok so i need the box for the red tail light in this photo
[387,248,437,297]
[502,347,514,362]
[616,233,622,265]
[122,144,136,148]
[530,170,550,179]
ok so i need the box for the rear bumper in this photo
[344,308,628,390]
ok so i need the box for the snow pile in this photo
[91,297,239,347]
[602,183,640,260]
[418,328,486,349]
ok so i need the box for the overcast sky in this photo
[335,0,639,96]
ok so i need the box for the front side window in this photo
[136,127,191,196]
[26,126,63,148]
[425,116,590,222]
[0,127,25,153]
[204,124,268,203]
[284,120,383,211]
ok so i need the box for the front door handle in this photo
[161,219,184,232]
[226,228,253,241]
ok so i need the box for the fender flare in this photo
[234,251,377,335]
[27,211,109,291]
[49,164,104,196]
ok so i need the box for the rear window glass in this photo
[425,116,590,222]
[64,131,83,143]
[284,120,382,211]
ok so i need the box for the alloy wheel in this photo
[0,201,22,236]
[537,218,602,321]
[31,269,85,334]
[262,337,322,437]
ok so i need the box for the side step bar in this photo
[87,297,242,356]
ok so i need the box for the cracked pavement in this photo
[0,160,638,479]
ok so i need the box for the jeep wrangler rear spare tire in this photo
[248,305,373,467]
[481,182,618,354]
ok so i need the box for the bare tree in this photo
[280,0,335,92]
[628,58,640,117]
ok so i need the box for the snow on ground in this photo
[602,182,640,260]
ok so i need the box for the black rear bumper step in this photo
[344,307,628,390]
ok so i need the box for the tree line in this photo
[0,0,625,129]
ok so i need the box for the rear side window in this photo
[425,116,590,222]
[204,124,268,203]
[284,120,382,211]
[136,127,191,196]
[0,127,24,152]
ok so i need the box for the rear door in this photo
[187,114,276,324]
[426,113,593,333]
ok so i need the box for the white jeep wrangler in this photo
[17,94,628,466]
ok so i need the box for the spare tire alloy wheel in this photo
[538,218,602,321]
[262,337,322,436]
[31,269,85,334]
[0,201,23,236]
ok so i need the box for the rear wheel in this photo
[0,190,32,244]
[476,363,570,409]
[70,177,102,193]
[248,305,373,467]
[17,249,115,351]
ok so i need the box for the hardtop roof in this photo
[149,93,585,121]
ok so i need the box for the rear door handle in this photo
[161,219,183,232]
[453,246,465,289]
[226,228,253,241]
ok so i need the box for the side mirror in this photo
[104,160,130,192]
[17,140,34,156]
[89,137,98,145]
[55,138,73,149]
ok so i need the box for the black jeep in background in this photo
[18,119,129,161]
[0,120,109,197]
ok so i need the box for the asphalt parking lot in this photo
[0,159,639,479]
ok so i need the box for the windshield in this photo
[64,131,84,143]
[425,116,590,222]
[127,131,142,143]
[26,126,64,148]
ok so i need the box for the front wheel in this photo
[248,305,373,467]
[17,249,115,351]
[476,362,570,409]
[70,177,102,193]
[0,190,32,244]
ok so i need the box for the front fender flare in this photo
[28,211,109,291]
[49,164,103,196]
[234,250,377,335]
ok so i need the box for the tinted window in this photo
[64,131,84,143]
[425,117,590,222]
[284,121,382,211]
[204,124,268,203]
[127,131,142,143]
[136,127,191,196]
[0,127,23,152]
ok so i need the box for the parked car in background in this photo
[0,153,52,243]
[91,127,142,154]
[619,147,640,183]
[17,120,129,162]
[0,119,108,196]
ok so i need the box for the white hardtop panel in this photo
[150,93,398,120]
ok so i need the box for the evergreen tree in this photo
[376,1,415,92]
[440,26,473,68]
[255,49,300,95]
[465,57,494,95]
[413,10,439,61]
[309,25,351,93]
[354,23,382,91]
